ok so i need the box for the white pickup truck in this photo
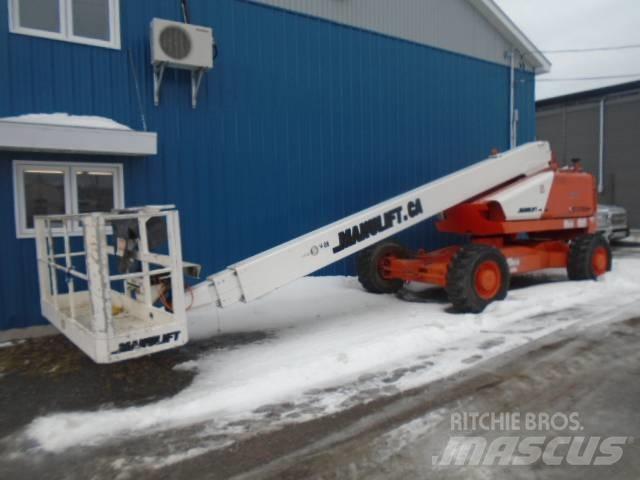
[597,204,630,241]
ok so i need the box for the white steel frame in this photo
[8,0,121,50]
[34,208,188,363]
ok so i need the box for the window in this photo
[23,166,67,229]
[75,169,118,213]
[9,0,121,49]
[13,161,124,238]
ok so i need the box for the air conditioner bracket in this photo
[153,62,167,107]
[153,63,207,109]
[191,68,206,109]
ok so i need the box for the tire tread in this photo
[567,234,612,280]
[445,244,510,313]
[357,241,409,294]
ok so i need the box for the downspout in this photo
[509,49,516,149]
[598,96,606,194]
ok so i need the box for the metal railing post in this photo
[166,211,186,320]
[138,215,153,308]
[34,217,52,302]
[63,218,76,321]
[83,215,113,335]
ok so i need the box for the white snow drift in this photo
[20,257,640,454]
[0,113,131,130]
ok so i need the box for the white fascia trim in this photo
[468,0,551,74]
[0,121,157,156]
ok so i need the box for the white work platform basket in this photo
[34,207,189,363]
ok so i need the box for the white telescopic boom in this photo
[191,141,552,309]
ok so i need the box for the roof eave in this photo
[468,0,552,74]
[0,121,157,156]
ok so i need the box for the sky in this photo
[494,0,640,100]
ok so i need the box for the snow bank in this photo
[23,258,640,455]
[0,113,131,130]
[0,340,22,349]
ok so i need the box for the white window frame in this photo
[13,160,125,239]
[8,0,121,50]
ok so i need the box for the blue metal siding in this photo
[0,0,535,331]
[516,70,536,144]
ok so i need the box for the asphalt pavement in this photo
[0,242,639,480]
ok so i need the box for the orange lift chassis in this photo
[359,156,611,313]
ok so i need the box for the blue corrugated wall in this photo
[0,0,536,331]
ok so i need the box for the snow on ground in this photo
[21,258,640,458]
[0,113,131,130]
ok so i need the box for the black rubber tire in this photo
[567,234,612,281]
[357,241,410,294]
[445,244,511,314]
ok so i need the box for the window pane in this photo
[24,170,66,229]
[71,0,110,41]
[76,170,115,213]
[18,0,61,33]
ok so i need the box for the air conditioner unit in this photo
[151,18,214,70]
[150,18,216,108]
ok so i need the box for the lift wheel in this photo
[445,244,510,313]
[568,234,612,280]
[357,241,410,294]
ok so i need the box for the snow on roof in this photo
[0,113,156,155]
[0,113,131,131]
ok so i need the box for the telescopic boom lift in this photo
[35,141,610,362]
